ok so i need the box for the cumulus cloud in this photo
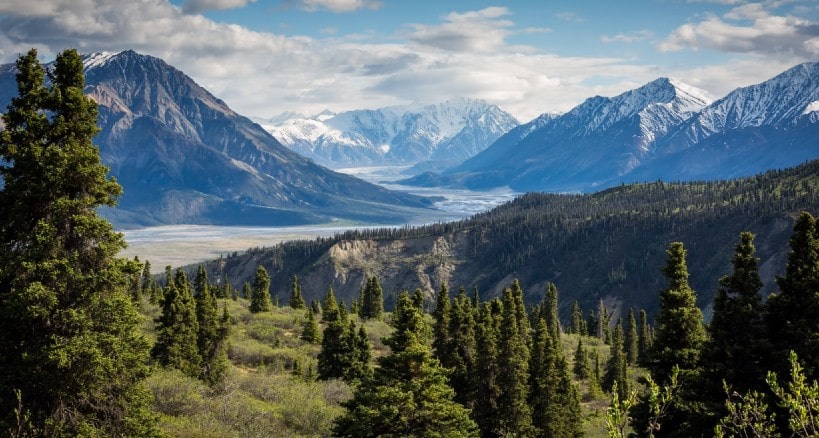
[659,3,819,58]
[182,0,255,14]
[407,7,514,52]
[299,0,381,13]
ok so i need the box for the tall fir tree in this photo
[573,337,590,380]
[496,286,533,436]
[360,275,384,320]
[638,309,651,365]
[705,232,768,408]
[141,259,154,298]
[474,301,502,437]
[333,292,477,437]
[544,282,561,340]
[249,265,272,313]
[432,282,451,360]
[447,287,478,408]
[153,269,201,378]
[625,307,639,365]
[570,300,584,335]
[289,274,306,309]
[194,265,224,384]
[0,48,159,435]
[767,212,819,381]
[603,318,629,401]
[301,308,321,344]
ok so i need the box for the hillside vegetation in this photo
[193,159,819,319]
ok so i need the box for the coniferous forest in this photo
[1,49,818,437]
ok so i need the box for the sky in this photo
[0,0,818,122]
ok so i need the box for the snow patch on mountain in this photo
[82,52,120,70]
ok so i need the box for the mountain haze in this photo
[1,51,435,227]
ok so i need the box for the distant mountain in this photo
[402,63,819,192]
[0,50,434,227]
[263,98,519,170]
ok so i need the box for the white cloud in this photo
[601,30,654,44]
[407,7,514,52]
[659,4,819,58]
[182,0,255,14]
[299,0,381,13]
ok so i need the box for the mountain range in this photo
[401,63,819,192]
[0,50,434,228]
[258,98,518,172]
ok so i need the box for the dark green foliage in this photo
[412,288,425,310]
[638,309,651,365]
[249,265,272,313]
[141,259,154,298]
[597,299,610,342]
[650,242,706,382]
[704,232,768,418]
[194,265,226,384]
[0,49,159,436]
[496,285,533,435]
[153,269,201,378]
[625,307,639,365]
[447,287,478,407]
[289,274,306,309]
[242,281,251,300]
[544,282,561,340]
[767,212,819,381]
[359,275,384,320]
[433,282,451,360]
[570,300,584,335]
[317,287,370,382]
[573,337,590,380]
[474,301,502,436]
[333,292,478,437]
[301,308,321,344]
[604,319,629,402]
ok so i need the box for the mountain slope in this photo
[403,78,714,192]
[2,50,434,227]
[192,160,819,320]
[263,98,518,170]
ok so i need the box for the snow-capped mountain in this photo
[264,98,519,169]
[406,77,714,191]
[0,50,433,227]
[403,63,819,192]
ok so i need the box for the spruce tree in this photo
[544,282,561,340]
[705,232,768,404]
[432,282,451,360]
[141,259,154,298]
[289,274,306,309]
[573,337,589,380]
[360,275,384,320]
[153,269,201,378]
[242,281,251,300]
[604,319,629,402]
[301,308,321,344]
[249,265,272,313]
[570,300,584,335]
[767,212,819,381]
[496,286,533,436]
[447,286,477,407]
[474,301,502,437]
[625,307,639,365]
[650,241,706,382]
[0,48,158,435]
[333,292,477,437]
[638,309,651,365]
[194,265,223,384]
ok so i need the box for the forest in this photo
[0,48,817,437]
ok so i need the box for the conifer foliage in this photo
[249,265,273,313]
[0,49,158,435]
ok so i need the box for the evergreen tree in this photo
[141,259,154,298]
[705,232,768,412]
[333,292,478,437]
[433,282,451,360]
[194,265,224,384]
[570,300,584,335]
[447,287,478,407]
[360,275,384,320]
[412,288,425,311]
[638,309,651,365]
[604,319,629,402]
[249,265,272,313]
[0,48,159,435]
[474,301,502,437]
[496,286,533,435]
[625,307,639,365]
[573,337,589,380]
[289,274,306,309]
[544,282,561,340]
[153,269,201,378]
[242,281,251,300]
[597,299,609,342]
[767,212,819,381]
[318,287,363,381]
[650,241,706,382]
[301,308,321,344]
[343,320,372,382]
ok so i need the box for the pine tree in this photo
[242,281,251,300]
[767,212,819,381]
[650,241,706,382]
[289,274,306,309]
[333,292,478,437]
[412,288,425,311]
[153,269,201,378]
[0,48,159,435]
[301,308,321,344]
[496,286,533,435]
[573,337,590,380]
[705,232,768,411]
[474,301,502,437]
[249,265,272,313]
[625,307,639,365]
[432,282,451,360]
[141,260,154,298]
[360,275,384,320]
[604,319,629,402]
[638,309,651,365]
[194,265,223,384]
[570,300,584,335]
[544,282,561,340]
[318,287,362,381]
[448,287,477,407]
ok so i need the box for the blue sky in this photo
[1,0,818,120]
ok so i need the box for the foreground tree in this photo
[0,49,158,435]
[153,269,201,378]
[334,291,477,437]
[249,265,273,313]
